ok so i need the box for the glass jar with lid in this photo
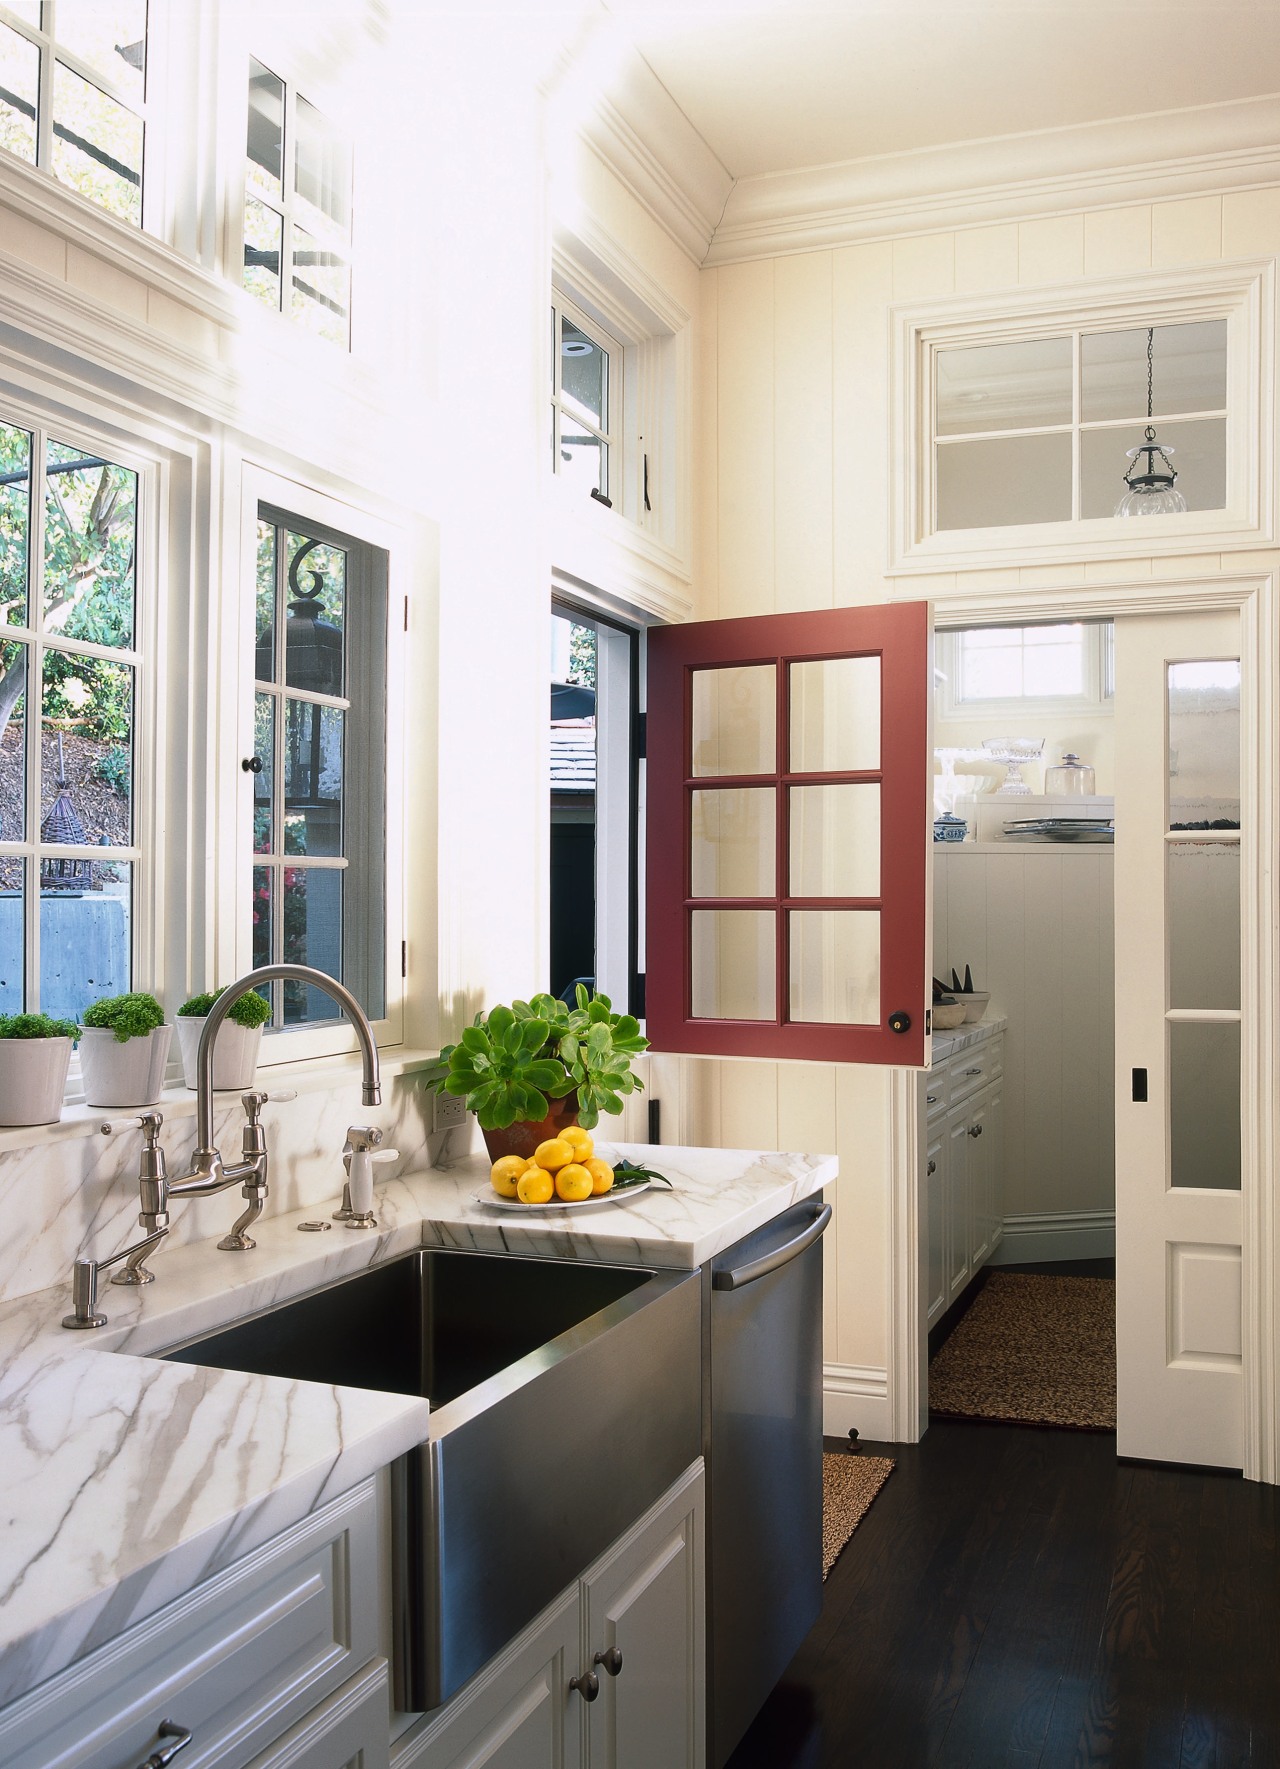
[1045,752,1095,795]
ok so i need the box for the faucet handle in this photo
[100,1110,164,1140]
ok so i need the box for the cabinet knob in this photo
[594,1646,624,1677]
[969,1124,983,1138]
[927,1159,937,1176]
[570,1670,600,1702]
[241,755,263,774]
[135,1720,192,1769]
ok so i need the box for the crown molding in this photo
[577,52,733,266]
[705,93,1280,265]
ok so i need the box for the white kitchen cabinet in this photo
[397,1463,705,1769]
[247,1661,391,1769]
[0,1480,382,1769]
[924,1030,1005,1330]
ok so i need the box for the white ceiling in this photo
[600,0,1280,181]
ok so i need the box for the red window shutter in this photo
[646,602,929,1066]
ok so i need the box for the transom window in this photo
[0,0,149,224]
[933,320,1228,532]
[0,420,140,1019]
[251,506,385,1030]
[551,296,616,504]
[243,58,352,347]
[938,622,1114,716]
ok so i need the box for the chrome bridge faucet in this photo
[62,963,382,1330]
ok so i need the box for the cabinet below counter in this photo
[924,1019,1006,1331]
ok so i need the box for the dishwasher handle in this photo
[712,1202,832,1291]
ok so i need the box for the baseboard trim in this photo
[823,1362,892,1439]
[989,1209,1116,1265]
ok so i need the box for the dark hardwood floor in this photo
[726,1420,1280,1769]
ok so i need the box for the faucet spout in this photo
[192,964,381,1155]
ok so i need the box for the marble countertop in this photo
[931,1013,1008,1063]
[0,1141,834,1709]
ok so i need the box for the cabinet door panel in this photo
[946,1109,971,1306]
[584,1465,705,1769]
[401,1590,579,1769]
[926,1126,946,1327]
[987,1083,1005,1255]
[968,1096,991,1270]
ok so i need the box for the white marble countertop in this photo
[0,1141,834,1709]
[931,1012,1007,1063]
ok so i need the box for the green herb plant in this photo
[179,988,272,1030]
[0,1012,79,1039]
[81,991,165,1043]
[430,985,648,1131]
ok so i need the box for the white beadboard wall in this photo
[934,843,1116,1221]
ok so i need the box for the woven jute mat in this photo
[822,1452,894,1580]
[929,1271,1116,1431]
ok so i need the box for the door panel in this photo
[1114,608,1244,1468]
[647,603,930,1065]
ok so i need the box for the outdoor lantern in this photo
[1115,328,1189,517]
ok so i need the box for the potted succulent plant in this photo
[176,987,272,1091]
[428,985,648,1160]
[78,991,171,1107]
[0,1013,79,1127]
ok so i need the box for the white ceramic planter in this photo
[0,1037,73,1126]
[79,1024,172,1107]
[176,1015,263,1092]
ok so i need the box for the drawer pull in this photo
[969,1124,983,1138]
[594,1646,624,1677]
[926,1093,939,1105]
[964,1067,983,1076]
[927,1159,937,1176]
[137,1721,192,1769]
[570,1670,600,1702]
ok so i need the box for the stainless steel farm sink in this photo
[164,1247,702,1711]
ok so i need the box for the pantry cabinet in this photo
[924,1028,1005,1330]
[396,1461,705,1769]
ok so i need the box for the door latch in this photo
[888,1010,911,1035]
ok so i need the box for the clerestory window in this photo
[243,57,352,347]
[0,0,149,224]
[551,296,617,505]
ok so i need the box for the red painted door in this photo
[646,602,930,1066]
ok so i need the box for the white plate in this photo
[472,1179,653,1213]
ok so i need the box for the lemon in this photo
[517,1165,555,1204]
[583,1157,614,1196]
[560,1125,594,1160]
[490,1155,527,1198]
[555,1162,594,1202]
[533,1137,574,1172]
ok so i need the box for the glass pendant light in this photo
[1115,328,1188,516]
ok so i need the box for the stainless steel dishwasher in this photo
[706,1195,832,1768]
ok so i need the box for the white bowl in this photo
[954,992,991,1023]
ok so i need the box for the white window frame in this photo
[0,0,157,229]
[551,294,617,506]
[889,261,1275,578]
[238,53,353,349]
[0,381,170,1100]
[935,621,1113,722]
[233,465,405,1068]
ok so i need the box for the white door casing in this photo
[1114,607,1245,1469]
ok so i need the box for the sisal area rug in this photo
[822,1452,895,1580]
[929,1271,1116,1431]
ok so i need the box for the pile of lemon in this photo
[491,1125,615,1204]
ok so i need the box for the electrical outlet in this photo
[433,1092,468,1132]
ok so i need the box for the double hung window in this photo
[251,504,386,1031]
[243,58,352,347]
[0,418,141,1020]
[0,1,149,224]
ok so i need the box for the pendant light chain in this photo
[1146,326,1154,425]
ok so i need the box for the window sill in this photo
[0,1046,442,1156]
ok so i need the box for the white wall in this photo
[688,183,1280,1437]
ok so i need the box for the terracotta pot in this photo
[481,1096,579,1163]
